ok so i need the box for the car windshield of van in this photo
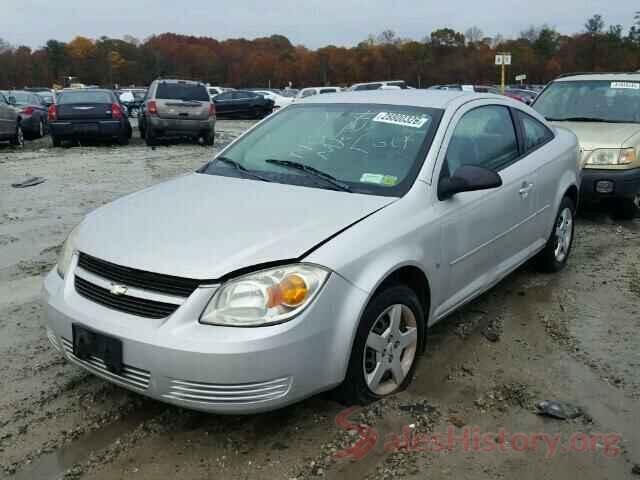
[534,80,640,123]
[199,103,442,196]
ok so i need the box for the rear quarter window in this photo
[156,83,209,102]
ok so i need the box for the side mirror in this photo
[438,165,502,200]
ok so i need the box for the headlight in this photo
[200,264,330,327]
[57,225,80,278]
[585,148,636,166]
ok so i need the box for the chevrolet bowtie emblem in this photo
[110,284,128,296]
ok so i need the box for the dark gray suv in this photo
[140,79,215,146]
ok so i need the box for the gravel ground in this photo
[1,122,639,479]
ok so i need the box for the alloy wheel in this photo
[554,207,573,262]
[363,304,418,396]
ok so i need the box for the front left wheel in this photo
[10,124,24,147]
[335,284,424,405]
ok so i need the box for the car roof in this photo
[300,89,506,110]
[554,72,640,82]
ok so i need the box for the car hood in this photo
[550,121,640,150]
[76,173,395,280]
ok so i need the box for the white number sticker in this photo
[372,112,430,129]
[611,81,640,90]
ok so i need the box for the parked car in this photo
[35,91,56,107]
[505,88,538,105]
[0,91,23,146]
[6,90,49,139]
[350,80,408,91]
[139,79,215,146]
[44,90,579,414]
[280,89,299,98]
[48,89,132,147]
[249,90,294,110]
[213,90,274,119]
[533,73,640,218]
[118,89,146,117]
[207,86,233,99]
[296,87,342,100]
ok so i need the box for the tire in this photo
[10,124,24,146]
[38,119,45,138]
[117,134,129,146]
[612,194,639,220]
[334,284,424,406]
[52,136,61,147]
[145,127,157,146]
[203,129,215,146]
[535,196,576,272]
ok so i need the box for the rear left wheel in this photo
[535,196,575,272]
[335,285,424,405]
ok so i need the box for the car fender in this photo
[546,129,581,238]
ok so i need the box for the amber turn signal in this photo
[267,274,308,308]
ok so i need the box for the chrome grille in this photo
[62,338,150,390]
[74,276,179,319]
[77,252,201,297]
[163,377,291,405]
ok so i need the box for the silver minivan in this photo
[139,79,215,146]
[44,90,580,413]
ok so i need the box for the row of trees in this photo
[1,14,639,90]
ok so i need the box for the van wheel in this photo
[335,285,424,405]
[612,194,639,220]
[10,124,24,146]
[145,128,157,146]
[535,196,575,272]
[203,129,215,146]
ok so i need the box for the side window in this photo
[0,94,6,104]
[444,105,519,175]
[301,89,316,98]
[519,112,553,152]
[232,92,249,100]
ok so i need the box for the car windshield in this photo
[533,80,640,123]
[199,103,441,196]
[57,91,112,104]
[156,82,209,101]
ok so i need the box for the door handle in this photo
[519,182,534,198]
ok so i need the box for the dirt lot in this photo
[1,122,639,479]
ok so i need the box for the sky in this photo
[1,0,637,49]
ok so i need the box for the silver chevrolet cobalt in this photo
[44,90,580,413]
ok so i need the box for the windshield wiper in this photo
[265,159,352,192]
[546,116,626,123]
[215,156,271,182]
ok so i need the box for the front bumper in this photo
[43,260,365,414]
[580,167,640,202]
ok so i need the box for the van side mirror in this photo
[438,165,502,200]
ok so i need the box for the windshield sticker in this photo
[372,112,430,129]
[360,173,399,186]
[382,175,399,186]
[360,173,384,184]
[611,81,640,90]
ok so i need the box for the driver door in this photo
[433,102,536,318]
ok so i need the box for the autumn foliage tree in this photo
[1,13,640,90]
